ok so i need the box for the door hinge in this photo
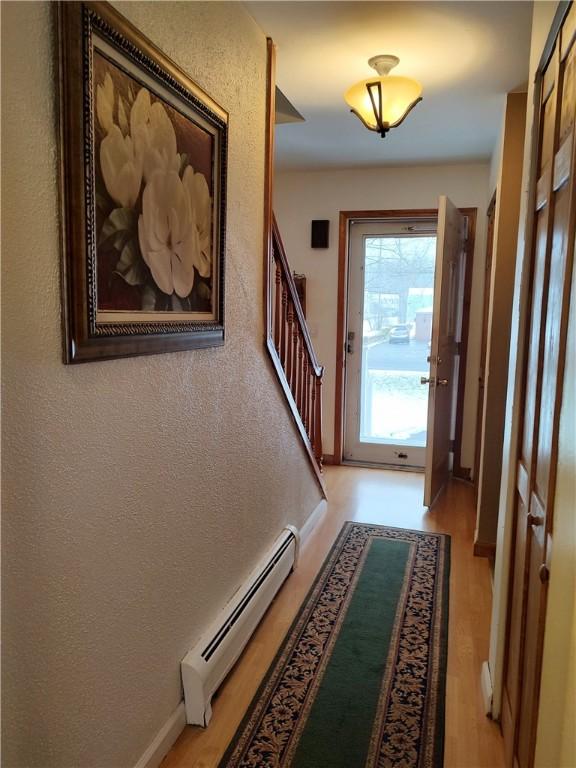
[449,439,455,452]
[454,341,461,356]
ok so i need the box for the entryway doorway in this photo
[336,202,475,508]
[343,218,437,469]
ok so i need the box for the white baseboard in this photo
[133,701,186,768]
[298,499,327,549]
[480,660,494,718]
[134,509,325,768]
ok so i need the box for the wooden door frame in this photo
[333,207,477,478]
[474,191,497,498]
[263,38,275,334]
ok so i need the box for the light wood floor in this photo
[163,466,504,768]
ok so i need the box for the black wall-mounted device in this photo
[311,220,329,249]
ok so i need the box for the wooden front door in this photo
[502,5,576,767]
[423,197,466,507]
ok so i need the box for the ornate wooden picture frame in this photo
[58,1,227,363]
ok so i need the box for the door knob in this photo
[420,376,435,385]
[438,379,449,386]
[539,564,550,583]
[527,513,543,527]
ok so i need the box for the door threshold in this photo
[342,459,424,473]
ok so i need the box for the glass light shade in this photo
[344,75,423,131]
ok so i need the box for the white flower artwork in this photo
[100,124,142,208]
[59,2,227,361]
[94,52,216,314]
[96,72,114,133]
[138,170,200,298]
[183,165,212,278]
[130,87,181,182]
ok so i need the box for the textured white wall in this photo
[275,163,489,469]
[0,3,322,767]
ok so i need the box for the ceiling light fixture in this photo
[344,55,423,138]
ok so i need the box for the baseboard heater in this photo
[181,525,300,726]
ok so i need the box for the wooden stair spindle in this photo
[302,355,309,431]
[310,376,317,448]
[286,304,294,387]
[273,262,282,355]
[314,376,323,466]
[308,367,314,439]
[280,281,288,368]
[291,321,299,396]
[297,330,304,415]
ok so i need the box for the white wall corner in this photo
[133,701,186,768]
[481,661,494,718]
[298,499,328,551]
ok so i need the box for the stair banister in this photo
[262,39,324,493]
[265,216,325,491]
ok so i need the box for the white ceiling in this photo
[245,1,533,170]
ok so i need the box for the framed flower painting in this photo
[58,1,227,362]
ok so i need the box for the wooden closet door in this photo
[502,5,576,768]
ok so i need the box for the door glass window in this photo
[359,235,436,447]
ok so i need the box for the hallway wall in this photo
[475,92,526,551]
[275,163,489,470]
[0,3,322,767]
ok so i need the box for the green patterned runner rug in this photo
[220,522,450,768]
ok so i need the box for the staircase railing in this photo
[262,41,324,494]
[265,217,325,491]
